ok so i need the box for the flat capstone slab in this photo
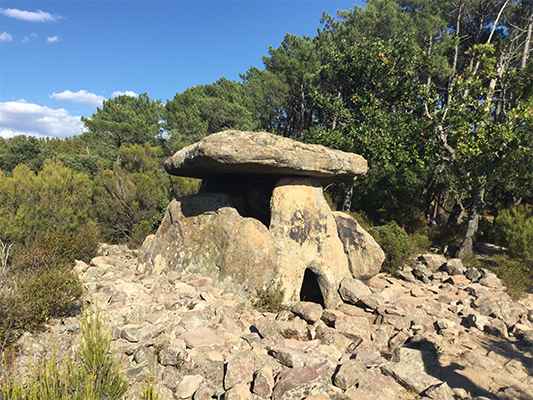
[164,130,367,184]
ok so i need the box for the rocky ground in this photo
[5,244,533,400]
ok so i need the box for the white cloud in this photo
[112,91,138,98]
[0,32,13,42]
[51,90,105,107]
[47,36,59,43]
[0,8,60,22]
[0,100,84,139]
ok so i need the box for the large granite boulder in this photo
[164,130,367,184]
[140,131,382,305]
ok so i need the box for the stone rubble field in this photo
[9,245,533,400]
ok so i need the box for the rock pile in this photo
[8,246,533,400]
[139,131,384,309]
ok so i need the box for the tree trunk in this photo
[521,2,533,69]
[458,186,485,258]
[298,83,306,139]
[342,182,354,213]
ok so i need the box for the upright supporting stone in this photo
[137,192,279,294]
[269,177,351,309]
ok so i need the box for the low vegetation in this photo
[367,223,431,275]
[254,283,286,313]
[2,306,129,400]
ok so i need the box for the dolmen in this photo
[138,130,384,309]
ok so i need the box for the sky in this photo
[0,0,364,139]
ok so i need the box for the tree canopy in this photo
[1,0,532,259]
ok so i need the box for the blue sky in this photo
[0,1,364,139]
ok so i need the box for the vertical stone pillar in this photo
[269,177,351,309]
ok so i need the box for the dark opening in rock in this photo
[300,268,325,307]
[199,176,276,227]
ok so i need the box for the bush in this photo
[368,223,430,274]
[17,269,83,332]
[0,160,96,248]
[494,204,533,262]
[0,227,97,349]
[254,283,286,313]
[2,306,129,400]
[489,255,532,301]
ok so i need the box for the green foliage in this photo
[368,223,430,274]
[82,93,163,159]
[425,223,466,249]
[254,283,286,313]
[263,34,319,137]
[0,226,98,349]
[489,255,532,301]
[494,205,533,262]
[151,193,170,233]
[57,153,107,179]
[2,306,129,400]
[138,374,160,400]
[16,268,82,332]
[164,78,259,143]
[93,144,161,245]
[240,66,289,133]
[0,160,96,248]
[0,136,54,173]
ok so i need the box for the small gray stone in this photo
[335,315,371,342]
[418,254,447,272]
[359,293,386,310]
[465,267,482,281]
[193,385,214,400]
[291,301,323,324]
[338,277,372,305]
[269,346,320,369]
[272,362,330,400]
[423,382,455,400]
[177,375,204,399]
[381,362,442,394]
[466,313,490,331]
[159,347,187,366]
[252,366,274,398]
[442,258,465,276]
[398,269,416,282]
[333,359,367,390]
[132,346,156,370]
[224,349,256,390]
[180,327,225,348]
[479,272,504,289]
[452,387,469,399]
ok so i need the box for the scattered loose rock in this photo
[5,245,533,400]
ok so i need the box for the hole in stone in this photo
[300,268,325,307]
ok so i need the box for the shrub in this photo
[494,204,533,262]
[17,269,83,332]
[254,283,286,313]
[0,227,96,349]
[368,222,430,274]
[138,373,160,400]
[0,160,96,248]
[2,306,129,400]
[489,255,532,301]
